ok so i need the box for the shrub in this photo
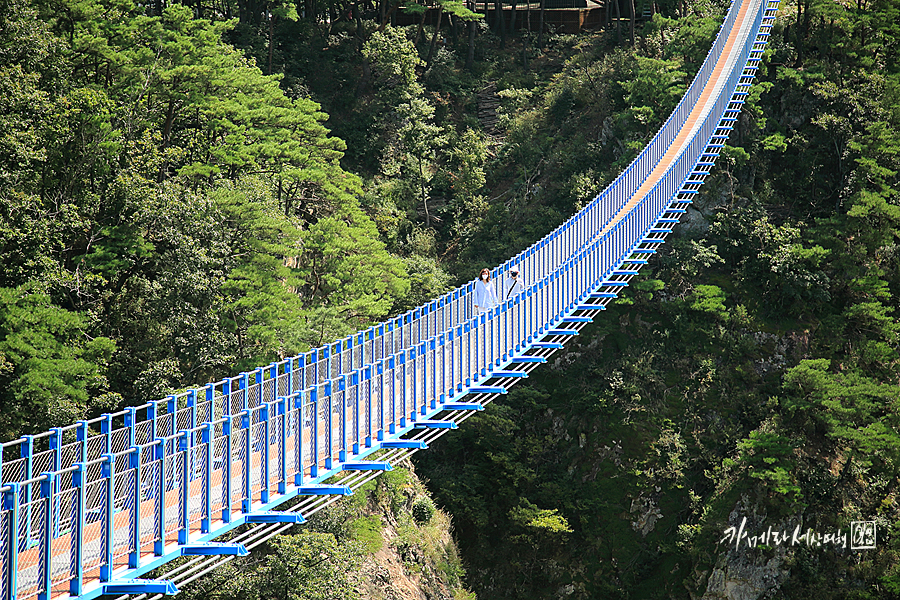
[412,496,436,525]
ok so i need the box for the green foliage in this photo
[0,286,117,437]
[363,28,422,103]
[689,284,728,319]
[375,466,412,515]
[350,515,384,553]
[0,0,417,434]
[412,495,436,525]
[184,532,361,600]
[732,428,802,502]
[3,0,900,596]
[295,202,410,345]
[509,499,572,535]
[212,179,304,368]
[619,56,687,120]
[708,209,831,316]
[783,360,900,469]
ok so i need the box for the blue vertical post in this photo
[3,483,20,600]
[200,422,213,533]
[221,416,233,523]
[489,310,496,370]
[399,354,407,428]
[124,409,137,448]
[187,390,197,427]
[37,473,55,600]
[350,369,365,454]
[420,343,429,415]
[205,383,216,419]
[177,433,189,544]
[429,339,437,410]
[222,379,232,416]
[376,361,385,441]
[269,363,278,402]
[49,428,62,538]
[167,394,177,422]
[322,346,330,383]
[277,397,287,495]
[260,403,271,504]
[388,357,396,434]
[100,454,116,581]
[293,392,305,486]
[75,421,89,464]
[307,350,316,388]
[329,344,338,381]
[310,388,319,478]
[127,449,140,569]
[285,358,294,396]
[167,395,180,487]
[461,324,469,389]
[101,414,113,455]
[475,315,483,379]
[350,371,359,453]
[360,369,368,450]
[337,376,347,463]
[69,463,86,596]
[309,349,318,386]
[186,390,197,481]
[446,331,455,399]
[417,345,425,415]
[49,429,62,473]
[324,382,333,470]
[20,436,34,483]
[377,325,385,362]
[20,436,33,546]
[148,402,158,442]
[258,366,268,403]
[241,412,251,513]
[296,355,306,399]
[240,372,250,412]
[154,440,166,556]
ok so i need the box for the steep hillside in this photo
[178,460,474,600]
[414,1,900,597]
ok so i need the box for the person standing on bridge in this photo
[473,268,498,315]
[501,265,524,303]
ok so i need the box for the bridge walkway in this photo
[0,0,778,597]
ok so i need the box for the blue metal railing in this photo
[0,0,779,596]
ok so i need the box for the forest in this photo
[1,0,900,595]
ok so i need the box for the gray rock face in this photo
[700,499,791,600]
[701,555,789,600]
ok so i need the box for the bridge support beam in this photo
[342,461,393,471]
[562,316,592,323]
[102,579,179,595]
[380,440,428,449]
[181,543,249,556]
[467,386,507,394]
[509,356,546,363]
[487,370,527,378]
[412,420,458,429]
[441,402,484,411]
[245,511,306,524]
[299,485,353,495]
[575,304,607,311]
[531,342,564,349]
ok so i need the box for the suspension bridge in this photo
[0,0,778,596]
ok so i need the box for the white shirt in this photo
[501,275,524,302]
[473,278,498,313]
